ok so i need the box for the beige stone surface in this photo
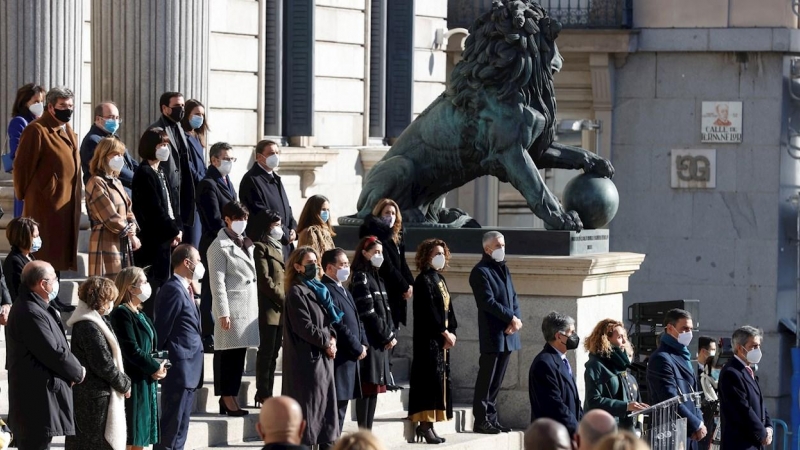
[729,0,798,27]
[209,72,259,109]
[316,6,365,44]
[210,34,259,72]
[634,0,729,28]
[210,0,259,34]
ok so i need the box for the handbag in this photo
[0,134,12,173]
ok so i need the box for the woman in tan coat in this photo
[297,194,336,257]
[85,138,141,278]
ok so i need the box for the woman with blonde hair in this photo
[332,430,386,450]
[297,194,336,257]
[86,137,141,278]
[583,319,648,431]
[109,267,167,449]
[595,431,651,450]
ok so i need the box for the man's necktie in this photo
[745,365,755,379]
[563,357,573,377]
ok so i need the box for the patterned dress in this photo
[86,174,137,278]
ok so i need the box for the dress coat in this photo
[6,288,85,439]
[718,357,773,450]
[196,164,237,259]
[298,225,335,260]
[86,174,137,278]
[7,112,35,216]
[529,344,584,436]
[80,124,138,194]
[408,269,458,420]
[322,275,367,401]
[207,228,260,350]
[109,305,161,447]
[349,268,395,386]
[13,110,82,271]
[3,247,31,300]
[282,283,339,445]
[147,116,195,226]
[584,351,641,430]
[469,254,522,354]
[239,165,297,260]
[254,239,285,327]
[358,215,414,326]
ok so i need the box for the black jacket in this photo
[80,124,138,192]
[196,164,238,258]
[529,344,584,435]
[358,215,414,326]
[2,247,31,301]
[349,268,394,386]
[70,319,131,398]
[239,164,297,260]
[322,275,367,400]
[147,116,195,226]
[469,254,522,353]
[262,443,310,450]
[719,357,773,450]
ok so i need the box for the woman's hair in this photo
[11,83,46,117]
[351,236,382,275]
[180,99,210,147]
[89,137,126,177]
[78,276,119,311]
[331,431,386,450]
[222,201,249,221]
[114,266,146,307]
[6,216,39,251]
[415,238,450,271]
[284,246,318,292]
[370,198,402,244]
[584,318,626,357]
[250,209,282,242]
[594,431,650,450]
[297,194,335,237]
[138,127,170,161]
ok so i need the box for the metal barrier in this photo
[630,392,702,450]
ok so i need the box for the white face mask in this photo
[191,261,205,282]
[218,159,233,176]
[135,283,152,302]
[708,351,716,358]
[102,301,114,316]
[677,330,693,346]
[491,247,505,262]
[431,254,446,270]
[108,155,125,172]
[269,226,284,241]
[370,253,384,268]
[336,267,350,283]
[231,220,247,235]
[47,280,60,302]
[155,145,170,161]
[745,347,763,365]
[29,102,44,117]
[265,154,280,169]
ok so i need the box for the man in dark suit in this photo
[257,396,310,450]
[239,140,297,260]
[647,308,706,450]
[321,248,368,431]
[469,231,522,434]
[697,335,717,450]
[718,326,773,450]
[154,245,204,450]
[80,101,138,195]
[529,311,584,436]
[6,261,85,450]
[195,141,239,351]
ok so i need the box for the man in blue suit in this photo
[469,231,522,434]
[646,308,706,450]
[321,248,368,432]
[154,244,205,450]
[718,326,773,450]
[529,311,584,436]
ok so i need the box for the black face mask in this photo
[168,106,184,122]
[563,333,580,350]
[53,108,73,123]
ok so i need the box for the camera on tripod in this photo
[150,350,172,369]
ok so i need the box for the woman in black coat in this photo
[66,276,132,450]
[349,236,397,430]
[407,239,458,444]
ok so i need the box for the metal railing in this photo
[447,0,634,31]
[630,392,702,450]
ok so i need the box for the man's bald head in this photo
[577,410,618,450]
[257,396,306,445]
[525,418,572,450]
[21,260,56,300]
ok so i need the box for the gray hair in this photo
[732,325,762,349]
[542,311,575,342]
[21,263,51,288]
[46,87,74,106]
[482,231,504,247]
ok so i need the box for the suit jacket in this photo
[254,240,285,326]
[239,164,297,259]
[80,124,138,192]
[529,344,583,435]
[469,254,521,353]
[647,341,704,450]
[3,247,32,301]
[147,116,195,226]
[154,275,203,389]
[719,357,772,450]
[196,164,237,258]
[322,275,367,401]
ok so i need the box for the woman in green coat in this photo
[111,267,168,449]
[583,319,649,431]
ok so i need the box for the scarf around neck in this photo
[301,276,343,324]
[600,346,631,373]
[661,332,693,371]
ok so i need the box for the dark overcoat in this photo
[196,164,237,259]
[2,247,30,301]
[147,116,195,226]
[584,352,641,430]
[254,240,285,327]
[6,288,84,438]
[154,275,204,390]
[349,269,395,385]
[322,275,367,401]
[469,254,522,354]
[239,165,297,260]
[718,357,773,450]
[282,283,339,445]
[529,344,584,435]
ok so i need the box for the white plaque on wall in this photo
[701,101,742,143]
[671,149,716,189]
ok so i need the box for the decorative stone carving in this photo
[278,148,339,198]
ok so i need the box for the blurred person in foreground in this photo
[332,431,386,450]
[256,396,309,450]
[576,409,618,450]
[524,418,572,450]
[594,431,650,450]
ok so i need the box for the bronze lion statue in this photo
[352,0,614,230]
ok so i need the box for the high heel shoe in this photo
[254,395,266,408]
[415,426,443,444]
[219,398,249,417]
[430,426,446,443]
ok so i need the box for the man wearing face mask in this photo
[469,231,522,434]
[80,101,139,196]
[13,87,83,274]
[647,308,706,450]
[697,336,718,450]
[240,139,297,261]
[718,326,773,450]
[320,248,368,432]
[153,245,205,450]
[529,311,584,436]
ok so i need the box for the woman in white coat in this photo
[207,201,260,416]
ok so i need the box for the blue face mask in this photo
[189,115,204,130]
[31,236,42,253]
[711,369,721,381]
[104,119,119,135]
[320,210,329,223]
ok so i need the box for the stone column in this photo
[91,0,210,157]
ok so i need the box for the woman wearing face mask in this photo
[206,201,260,415]
[283,246,342,447]
[6,83,46,217]
[109,267,167,450]
[251,209,286,405]
[583,319,648,432]
[297,194,336,258]
[407,239,458,444]
[179,99,209,248]
[132,127,183,313]
[86,137,141,279]
[3,216,41,300]
[700,350,722,450]
[65,276,132,450]
[349,236,397,430]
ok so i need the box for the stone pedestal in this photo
[394,251,646,430]
[91,0,210,157]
